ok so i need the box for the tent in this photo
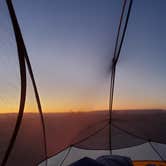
[0,0,166,165]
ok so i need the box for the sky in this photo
[0,0,166,113]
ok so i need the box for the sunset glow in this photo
[0,0,166,113]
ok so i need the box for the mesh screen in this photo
[0,0,166,166]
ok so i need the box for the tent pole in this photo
[2,0,27,165]
[109,0,133,155]
[2,1,48,165]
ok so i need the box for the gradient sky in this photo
[0,0,166,113]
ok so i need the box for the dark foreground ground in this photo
[0,109,166,165]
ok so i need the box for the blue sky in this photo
[0,0,166,112]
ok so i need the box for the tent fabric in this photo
[0,0,166,166]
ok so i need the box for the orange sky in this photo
[1,91,166,113]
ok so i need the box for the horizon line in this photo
[0,108,165,114]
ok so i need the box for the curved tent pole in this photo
[109,0,127,154]
[2,0,48,165]
[109,0,133,154]
[109,0,165,161]
[2,0,27,165]
[24,52,48,165]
